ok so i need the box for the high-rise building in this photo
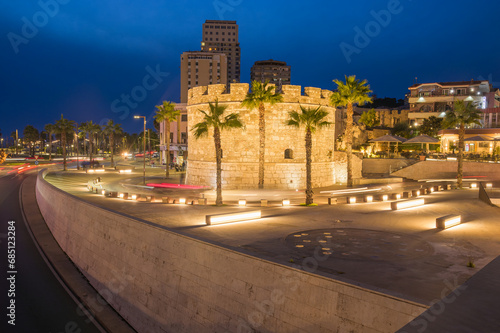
[201,20,240,83]
[250,59,291,90]
[179,51,227,103]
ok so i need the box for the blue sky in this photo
[1,0,499,137]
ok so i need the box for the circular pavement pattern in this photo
[285,228,434,261]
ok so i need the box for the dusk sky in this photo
[1,0,499,138]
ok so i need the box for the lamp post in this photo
[134,115,146,184]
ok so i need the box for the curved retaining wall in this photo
[36,170,426,332]
[392,161,500,180]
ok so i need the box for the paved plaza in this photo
[42,163,500,306]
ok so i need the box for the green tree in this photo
[330,75,372,186]
[10,131,18,156]
[443,101,482,188]
[285,106,331,205]
[44,123,56,160]
[419,116,443,137]
[54,115,76,171]
[391,122,412,138]
[358,109,380,127]
[103,119,123,166]
[23,125,39,156]
[242,80,283,189]
[78,122,89,157]
[192,100,244,206]
[154,101,180,178]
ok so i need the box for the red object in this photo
[146,183,209,189]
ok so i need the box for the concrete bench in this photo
[436,214,461,229]
[391,198,425,210]
[328,197,338,205]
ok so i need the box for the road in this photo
[0,171,102,333]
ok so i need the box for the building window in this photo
[284,149,293,159]
[181,115,187,122]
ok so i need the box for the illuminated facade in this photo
[200,20,240,83]
[408,80,500,126]
[180,52,227,103]
[250,59,291,91]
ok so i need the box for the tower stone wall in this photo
[186,83,356,189]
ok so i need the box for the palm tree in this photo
[192,100,244,206]
[86,121,101,166]
[443,100,482,188]
[54,115,76,171]
[78,122,89,157]
[285,105,331,205]
[242,80,283,189]
[103,120,123,166]
[330,75,372,186]
[44,124,55,161]
[23,125,39,157]
[154,101,180,178]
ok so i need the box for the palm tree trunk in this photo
[346,103,354,187]
[49,135,52,161]
[214,126,223,206]
[305,128,313,205]
[457,123,465,188]
[110,133,114,165]
[89,135,93,167]
[258,102,266,189]
[166,121,170,178]
[62,133,67,171]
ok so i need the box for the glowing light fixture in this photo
[101,190,106,196]
[238,199,246,206]
[87,169,95,173]
[436,214,461,229]
[470,183,477,189]
[282,199,290,206]
[382,195,388,201]
[206,210,262,225]
[364,195,373,203]
[348,196,357,204]
[119,169,132,173]
[179,198,186,204]
[118,193,124,198]
[131,194,138,200]
[391,198,425,210]
[486,183,493,188]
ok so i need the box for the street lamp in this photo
[134,115,146,184]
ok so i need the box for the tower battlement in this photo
[188,83,333,106]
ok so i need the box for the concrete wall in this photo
[36,171,426,333]
[363,159,414,175]
[391,161,500,180]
